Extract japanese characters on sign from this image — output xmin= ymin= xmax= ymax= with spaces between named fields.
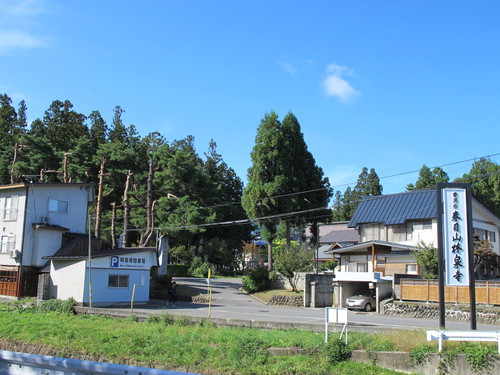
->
xmin=110 ymin=255 xmax=147 ymax=269
xmin=442 ymin=188 xmax=470 ymax=286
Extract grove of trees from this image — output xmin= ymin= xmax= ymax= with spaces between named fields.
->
xmin=0 ymin=94 xmax=250 ymax=274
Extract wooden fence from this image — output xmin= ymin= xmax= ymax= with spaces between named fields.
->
xmin=401 ymin=279 xmax=500 ymax=305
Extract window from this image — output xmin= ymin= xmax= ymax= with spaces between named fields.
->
xmin=406 ymin=264 xmax=418 ymax=274
xmin=357 ymin=262 xmax=368 ymax=272
xmin=360 ymin=224 xmax=384 ymax=241
xmin=389 ymin=224 xmax=408 ymax=242
xmin=48 ymin=199 xmax=68 ymax=213
xmin=0 ymin=235 xmax=15 ymax=253
xmin=3 ymin=195 xmax=19 ymax=221
xmin=413 ymin=220 xmax=432 ymax=231
xmin=474 ymin=228 xmax=497 ymax=243
xmin=108 ymin=274 xmax=129 ymax=288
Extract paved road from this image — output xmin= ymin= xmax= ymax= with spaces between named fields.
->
xmin=126 ymin=277 xmax=497 ymax=331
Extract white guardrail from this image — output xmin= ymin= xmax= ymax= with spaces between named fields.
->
xmin=0 ymin=350 xmax=201 ymax=375
xmin=427 ymin=330 xmax=500 ymax=353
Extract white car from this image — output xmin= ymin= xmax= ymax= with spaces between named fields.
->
xmin=345 ymin=294 xmax=376 ymax=312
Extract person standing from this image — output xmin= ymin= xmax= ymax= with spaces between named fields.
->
xmin=168 ymin=281 xmax=177 ymax=306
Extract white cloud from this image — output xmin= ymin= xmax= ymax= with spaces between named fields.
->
xmin=322 ymin=64 xmax=360 ymax=103
xmin=278 ymin=55 xmax=298 ymax=75
xmin=0 ymin=0 xmax=45 ymax=17
xmin=328 ymin=165 xmax=359 ymax=189
xmin=0 ymin=0 xmax=50 ymax=54
xmin=0 ymin=31 xmax=47 ymax=52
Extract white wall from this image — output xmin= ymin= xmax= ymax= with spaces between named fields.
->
xmin=0 ymin=186 xmax=27 ymax=267
xmin=22 ymin=184 xmax=93 ymax=267
xmin=472 ymin=201 xmax=500 ymax=254
xmin=50 ymin=260 xmax=86 ymax=302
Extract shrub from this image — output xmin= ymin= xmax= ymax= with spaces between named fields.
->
xmin=242 ymin=267 xmax=269 ymax=293
xmin=155 ymin=274 xmax=172 ymax=287
xmin=38 ymin=298 xmax=76 ymax=314
xmin=189 ymin=257 xmax=212 ymax=277
xmin=167 ymin=264 xmax=189 ymax=276
xmin=324 ymin=339 xmax=352 ymax=365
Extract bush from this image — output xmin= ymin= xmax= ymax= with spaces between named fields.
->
xmin=155 ymin=274 xmax=172 ymax=287
xmin=167 ymin=264 xmax=189 ymax=276
xmin=324 ymin=339 xmax=352 ymax=365
xmin=242 ymin=267 xmax=270 ymax=293
xmin=320 ymin=259 xmax=337 ymax=272
xmin=38 ymin=298 xmax=76 ymax=314
xmin=189 ymin=257 xmax=212 ymax=277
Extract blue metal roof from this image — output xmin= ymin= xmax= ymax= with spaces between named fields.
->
xmin=348 ymin=189 xmax=436 ymax=227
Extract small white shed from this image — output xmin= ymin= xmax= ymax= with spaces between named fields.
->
xmin=45 ymin=247 xmax=158 ymax=306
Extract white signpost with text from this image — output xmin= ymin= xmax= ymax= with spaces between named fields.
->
xmin=325 ymin=307 xmax=348 ymax=344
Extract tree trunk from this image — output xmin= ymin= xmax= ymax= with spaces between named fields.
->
xmin=94 ymin=157 xmax=105 ymax=238
xmin=110 ymin=202 xmax=116 ymax=249
xmin=285 ymin=221 xmax=291 ymax=251
xmin=122 ymin=171 xmax=133 ymax=247
xmin=267 ymin=241 xmax=273 ymax=271
xmin=10 ymin=143 xmax=19 ymax=184
xmin=139 ymin=160 xmax=154 ymax=247
xmin=63 ymin=152 xmax=70 ymax=183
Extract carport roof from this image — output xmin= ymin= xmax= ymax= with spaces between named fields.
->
xmin=333 ymin=240 xmax=414 ymax=254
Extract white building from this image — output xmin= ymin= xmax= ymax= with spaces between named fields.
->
xmin=0 ymin=183 xmax=94 ymax=297
xmin=333 ymin=189 xmax=500 ymax=311
xmin=45 ymin=245 xmax=157 ymax=306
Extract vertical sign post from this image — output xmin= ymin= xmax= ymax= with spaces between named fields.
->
xmin=436 ymin=183 xmax=476 ymax=330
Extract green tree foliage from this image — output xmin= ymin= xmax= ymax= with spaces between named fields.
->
xmin=38 ymin=100 xmax=88 ymax=152
xmin=273 ymin=240 xmax=314 ymax=291
xmin=410 ymin=241 xmax=438 ymax=279
xmin=242 ymin=112 xmax=331 ymax=270
xmin=456 ymin=158 xmax=500 ymax=217
xmin=406 ymin=165 xmax=449 ymax=191
xmin=332 ymin=167 xmax=382 ymax=221
xmin=1 ymin=93 xmax=250 ymax=271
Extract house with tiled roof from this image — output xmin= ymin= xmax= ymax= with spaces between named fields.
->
xmin=332 ymin=189 xmax=500 ymax=312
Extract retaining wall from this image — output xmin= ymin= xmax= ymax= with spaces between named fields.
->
xmin=383 ymin=302 xmax=500 ymax=325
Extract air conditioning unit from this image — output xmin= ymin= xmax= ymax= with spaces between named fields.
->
xmin=9 ymin=249 xmax=20 ymax=259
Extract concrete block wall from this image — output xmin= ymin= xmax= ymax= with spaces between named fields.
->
xmin=304 ymin=273 xmax=335 ymax=307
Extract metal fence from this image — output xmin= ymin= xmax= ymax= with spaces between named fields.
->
xmin=0 ymin=350 xmax=201 ymax=375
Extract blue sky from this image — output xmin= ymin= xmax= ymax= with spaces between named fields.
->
xmin=1 ymin=0 xmax=499 ymax=196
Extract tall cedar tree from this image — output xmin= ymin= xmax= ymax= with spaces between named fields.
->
xmin=242 ymin=112 xmax=331 ymax=270
xmin=332 ymin=167 xmax=382 ymax=221
xmin=406 ymin=165 xmax=449 ymax=191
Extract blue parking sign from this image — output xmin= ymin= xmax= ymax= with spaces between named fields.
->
xmin=110 ymin=256 xmax=120 ymax=268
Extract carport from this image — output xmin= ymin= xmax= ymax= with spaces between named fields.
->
xmin=333 ymin=272 xmax=393 ymax=313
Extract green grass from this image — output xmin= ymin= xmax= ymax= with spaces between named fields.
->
xmin=0 ymin=302 xmax=409 ymax=375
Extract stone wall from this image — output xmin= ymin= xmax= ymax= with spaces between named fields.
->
xmin=383 ymin=302 xmax=500 ymax=325
xmin=269 ymin=295 xmax=304 ymax=307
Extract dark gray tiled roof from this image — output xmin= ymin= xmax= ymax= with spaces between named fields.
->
xmin=349 ymin=190 xmax=436 ymax=227
xmin=321 ymin=229 xmax=358 ymax=243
